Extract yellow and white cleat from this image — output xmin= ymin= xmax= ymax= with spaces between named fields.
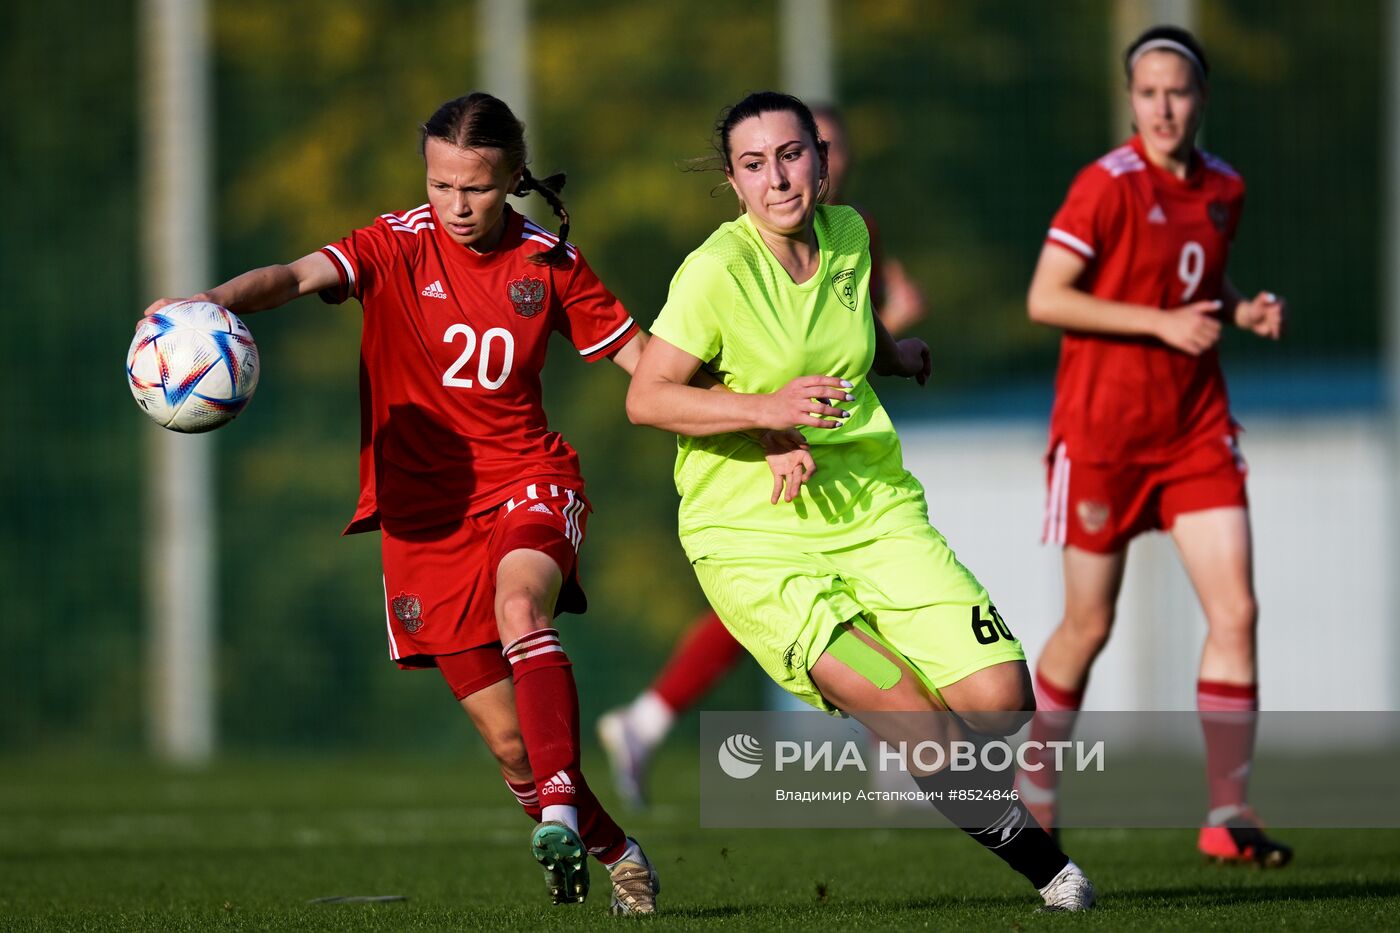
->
xmin=606 ymin=837 xmax=660 ymax=915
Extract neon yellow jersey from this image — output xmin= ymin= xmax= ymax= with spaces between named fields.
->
xmin=649 ymin=205 xmax=926 ymax=561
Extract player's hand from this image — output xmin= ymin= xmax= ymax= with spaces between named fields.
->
xmin=757 ymin=427 xmax=809 ymax=453
xmin=892 ymin=338 xmax=932 ymax=385
xmin=1157 ymin=301 xmax=1223 ymax=356
xmin=877 ymin=259 xmax=927 ymax=337
xmin=140 ymin=297 xmax=187 ymax=320
xmin=1234 ymin=290 xmax=1285 ymax=340
xmin=755 ymin=376 xmax=853 ymax=430
xmin=141 ymin=293 xmax=216 ymax=322
xmin=763 ymin=438 xmax=817 ymax=504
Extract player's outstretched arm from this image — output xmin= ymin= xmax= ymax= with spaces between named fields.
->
xmin=626 ymin=336 xmax=851 ymax=437
xmin=142 ymin=251 xmax=340 ymax=318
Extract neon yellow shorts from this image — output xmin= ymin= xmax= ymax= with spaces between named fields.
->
xmin=693 ymin=514 xmax=1025 ymax=712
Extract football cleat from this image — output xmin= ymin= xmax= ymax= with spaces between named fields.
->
xmin=1037 ymin=861 xmax=1096 ymax=912
xmin=1198 ymin=809 xmax=1293 ymax=868
xmin=531 ymin=821 xmax=589 ymax=905
xmin=606 ymin=837 xmax=660 ymax=915
xmin=597 ymin=709 xmax=650 ymax=809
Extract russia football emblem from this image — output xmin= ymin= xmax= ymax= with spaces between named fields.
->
xmin=392 ymin=593 xmax=424 ymax=633
xmin=508 ymin=275 xmax=547 ymax=318
xmin=1207 ymin=201 xmax=1230 ymax=233
xmin=1076 ymin=500 xmax=1111 ymax=536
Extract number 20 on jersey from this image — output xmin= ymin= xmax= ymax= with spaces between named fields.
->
xmin=442 ymin=324 xmax=515 ymax=389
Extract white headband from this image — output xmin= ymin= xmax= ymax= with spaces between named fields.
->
xmin=1129 ymin=38 xmax=1205 ymax=78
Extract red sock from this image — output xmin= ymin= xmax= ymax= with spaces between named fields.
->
xmin=505 ymin=628 xmax=626 ymax=859
xmin=576 ymin=782 xmax=627 ymax=863
xmin=505 ymin=777 xmax=541 ymax=821
xmin=1198 ymin=679 xmax=1258 ymax=819
xmin=505 ymin=628 xmax=584 ymax=810
xmin=651 ymin=610 xmax=745 ymax=713
xmin=1018 ymin=670 xmax=1085 ymax=806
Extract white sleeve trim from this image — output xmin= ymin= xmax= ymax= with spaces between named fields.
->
xmin=577 ymin=317 xmax=636 ymax=356
xmin=323 ymin=244 xmax=356 ymax=294
xmin=1047 ymin=228 xmax=1095 ymax=260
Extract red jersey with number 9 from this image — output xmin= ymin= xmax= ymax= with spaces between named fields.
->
xmin=1044 ymin=135 xmax=1246 ymax=464
xmin=319 ymin=204 xmax=638 ymax=534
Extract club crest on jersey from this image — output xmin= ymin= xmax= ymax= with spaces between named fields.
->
xmin=508 ymin=275 xmax=547 ymax=318
xmin=1207 ymin=201 xmax=1230 ymax=233
xmin=783 ymin=641 xmax=801 ymax=670
xmin=1076 ymin=500 xmax=1111 ymax=536
xmin=831 ymin=269 xmax=857 ymax=311
xmin=392 ymin=593 xmax=424 ymax=633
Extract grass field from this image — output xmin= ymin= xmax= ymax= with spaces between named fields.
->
xmin=3 ymin=748 xmax=1399 ymax=931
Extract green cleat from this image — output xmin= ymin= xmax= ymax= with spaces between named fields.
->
xmin=531 ymin=821 xmax=589 ymax=905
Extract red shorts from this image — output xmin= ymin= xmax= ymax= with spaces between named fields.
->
xmin=379 ymin=482 xmax=590 ymax=694
xmin=1042 ymin=433 xmax=1248 ymax=554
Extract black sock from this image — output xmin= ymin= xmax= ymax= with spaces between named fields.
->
xmin=913 ymin=761 xmax=1069 ymax=889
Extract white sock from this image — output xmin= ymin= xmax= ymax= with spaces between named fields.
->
xmin=542 ymin=804 xmax=579 ymax=833
xmin=1016 ymin=777 xmax=1058 ymax=806
xmin=602 ymin=836 xmax=642 ymax=869
xmin=626 ymin=690 xmax=675 ymax=748
xmin=1207 ymin=803 xmax=1247 ymax=826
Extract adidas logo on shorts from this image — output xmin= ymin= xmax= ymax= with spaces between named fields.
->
xmin=420 ymin=280 xmax=448 ymax=299
xmin=528 ymin=503 xmax=552 ymax=514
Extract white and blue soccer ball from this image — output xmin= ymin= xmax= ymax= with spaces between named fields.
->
xmin=126 ymin=300 xmax=259 ymax=433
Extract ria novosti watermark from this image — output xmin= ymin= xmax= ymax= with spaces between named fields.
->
xmin=716 ymin=732 xmax=1104 ymax=780
xmin=700 ymin=711 xmax=1400 ymax=829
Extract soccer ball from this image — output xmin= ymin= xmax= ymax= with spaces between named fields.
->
xmin=126 ymin=300 xmax=260 ymax=433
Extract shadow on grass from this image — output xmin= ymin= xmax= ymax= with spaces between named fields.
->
xmin=810 ymin=878 xmax=1400 ymax=915
xmin=1113 ymin=879 xmax=1400 ymax=908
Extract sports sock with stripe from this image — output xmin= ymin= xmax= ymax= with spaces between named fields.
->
xmin=504 ymin=627 xmax=626 ymax=860
xmin=914 ymin=741 xmax=1070 ymax=890
xmin=1198 ymin=679 xmax=1258 ymax=824
xmin=504 ymin=776 xmax=542 ymax=821
xmin=505 ymin=628 xmax=582 ymax=831
xmin=1016 ymin=669 xmax=1085 ymax=829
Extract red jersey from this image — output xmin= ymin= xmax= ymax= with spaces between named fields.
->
xmin=1044 ymin=135 xmax=1245 ymax=463
xmin=319 ymin=205 xmax=638 ymax=533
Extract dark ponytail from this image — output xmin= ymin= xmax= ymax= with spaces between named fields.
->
xmin=421 ymin=93 xmax=573 ymax=267
xmin=514 ymin=169 xmax=571 ymax=267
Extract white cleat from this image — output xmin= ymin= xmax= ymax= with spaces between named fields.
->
xmin=606 ymin=837 xmax=660 ymax=915
xmin=1037 ymin=861 xmax=1096 ymax=912
xmin=597 ymin=709 xmax=650 ymax=809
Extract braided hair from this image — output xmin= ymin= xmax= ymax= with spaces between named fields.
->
xmin=513 ymin=169 xmax=570 ymax=266
xmin=421 ymin=93 xmax=572 ymax=267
